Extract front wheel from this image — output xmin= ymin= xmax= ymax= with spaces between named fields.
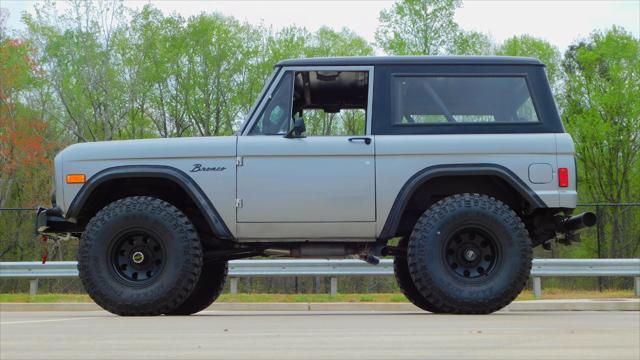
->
xmin=78 ymin=196 xmax=203 ymax=316
xmin=407 ymin=193 xmax=532 ymax=314
xmin=165 ymin=260 xmax=228 ymax=315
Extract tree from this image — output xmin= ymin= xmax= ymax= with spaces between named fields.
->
xmin=23 ymin=0 xmax=132 ymax=141
xmin=123 ymin=6 xmax=186 ymax=137
xmin=497 ymin=35 xmax=562 ymax=96
xmin=449 ymin=30 xmax=494 ymax=55
xmin=228 ymin=22 xmax=283 ymax=130
xmin=110 ymin=5 xmax=161 ymax=139
xmin=0 ymin=21 xmax=58 ymax=263
xmin=180 ymin=13 xmax=249 ymax=136
xmin=306 ymin=26 xmax=374 ymax=57
xmin=562 ymin=27 xmax=640 ymax=258
xmin=0 ymin=35 xmax=51 ymax=208
xmin=375 ymin=0 xmax=461 ymax=55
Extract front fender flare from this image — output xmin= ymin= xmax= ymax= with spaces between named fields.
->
xmin=66 ymin=165 xmax=233 ymax=240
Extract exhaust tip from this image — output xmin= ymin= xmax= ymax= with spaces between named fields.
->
xmin=582 ymin=212 xmax=597 ymax=227
xmin=380 ymin=246 xmax=390 ymax=256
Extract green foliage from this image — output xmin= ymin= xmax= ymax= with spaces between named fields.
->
xmin=0 ymin=20 xmax=58 ymax=264
xmin=497 ymin=35 xmax=563 ymax=96
xmin=303 ymin=109 xmax=366 ymax=137
xmin=563 ymin=27 xmax=639 ymax=204
xmin=562 ymin=27 xmax=639 ymax=258
xmin=449 ymin=30 xmax=494 ymax=55
xmin=306 ymin=26 xmax=374 ymax=57
xmin=18 ymin=2 xmax=374 ymax=140
xmin=181 ymin=13 xmax=247 ymax=136
xmin=375 ymin=0 xmax=461 ymax=55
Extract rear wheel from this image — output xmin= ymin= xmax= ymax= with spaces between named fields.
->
xmin=166 ymin=260 xmax=228 ymax=315
xmin=78 ymin=196 xmax=203 ymax=316
xmin=407 ymin=193 xmax=532 ymax=314
xmin=393 ymin=237 xmax=445 ymax=313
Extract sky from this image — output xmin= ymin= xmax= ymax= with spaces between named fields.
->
xmin=2 ymin=0 xmax=639 ymax=52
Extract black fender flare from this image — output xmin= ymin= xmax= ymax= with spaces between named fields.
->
xmin=378 ymin=163 xmax=546 ymax=240
xmin=66 ymin=165 xmax=233 ymax=240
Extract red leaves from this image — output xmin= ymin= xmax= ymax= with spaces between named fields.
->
xmin=1 ymin=37 xmax=55 ymax=208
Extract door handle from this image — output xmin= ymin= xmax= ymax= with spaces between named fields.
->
xmin=348 ymin=137 xmax=371 ymax=145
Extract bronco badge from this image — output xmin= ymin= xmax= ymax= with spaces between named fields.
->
xmin=190 ymin=164 xmax=226 ymax=172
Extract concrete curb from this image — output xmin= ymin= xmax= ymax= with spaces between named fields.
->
xmin=504 ymin=299 xmax=640 ymax=312
xmin=1 ymin=299 xmax=638 ymax=312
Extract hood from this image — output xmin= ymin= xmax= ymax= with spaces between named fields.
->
xmin=60 ymin=136 xmax=237 ymax=162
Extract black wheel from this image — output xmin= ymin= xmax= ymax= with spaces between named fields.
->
xmin=109 ymin=232 xmax=165 ymax=283
xmin=393 ymin=237 xmax=445 ymax=313
xmin=407 ymin=193 xmax=532 ymax=314
xmin=78 ymin=196 xmax=203 ymax=316
xmin=165 ymin=261 xmax=228 ymax=315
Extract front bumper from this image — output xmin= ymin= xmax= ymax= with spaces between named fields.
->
xmin=35 ymin=206 xmax=81 ymax=234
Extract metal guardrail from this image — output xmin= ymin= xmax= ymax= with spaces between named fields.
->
xmin=0 ymin=261 xmax=79 ymax=278
xmin=1 ymin=259 xmax=639 ymax=298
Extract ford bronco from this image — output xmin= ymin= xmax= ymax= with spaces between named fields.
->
xmin=37 ymin=56 xmax=596 ymax=315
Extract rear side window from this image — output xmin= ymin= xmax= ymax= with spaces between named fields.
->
xmin=392 ymin=76 xmax=539 ymax=125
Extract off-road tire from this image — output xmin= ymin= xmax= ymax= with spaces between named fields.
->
xmin=393 ymin=237 xmax=445 ymax=313
xmin=78 ymin=196 xmax=203 ymax=316
xmin=407 ymin=193 xmax=532 ymax=314
xmin=165 ymin=261 xmax=228 ymax=315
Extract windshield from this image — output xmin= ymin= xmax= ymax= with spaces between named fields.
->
xmin=237 ymin=68 xmax=281 ymax=135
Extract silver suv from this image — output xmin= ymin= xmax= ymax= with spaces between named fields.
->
xmin=37 ymin=56 xmax=595 ymax=315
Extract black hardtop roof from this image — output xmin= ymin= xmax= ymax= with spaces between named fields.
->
xmin=276 ymin=56 xmax=544 ymax=67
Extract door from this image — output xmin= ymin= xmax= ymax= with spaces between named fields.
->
xmin=236 ymin=67 xmax=376 ymax=240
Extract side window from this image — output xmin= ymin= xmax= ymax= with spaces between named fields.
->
xmin=292 ymin=71 xmax=368 ymax=136
xmin=250 ymin=72 xmax=293 ymax=135
xmin=392 ymin=76 xmax=540 ymax=125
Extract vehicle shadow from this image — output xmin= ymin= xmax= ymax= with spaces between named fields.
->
xmin=188 ymin=311 xmax=544 ymax=318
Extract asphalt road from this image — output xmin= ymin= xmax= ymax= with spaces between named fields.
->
xmin=1 ymin=310 xmax=639 ymax=360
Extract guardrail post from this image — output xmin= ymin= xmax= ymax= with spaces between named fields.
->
xmin=635 ymin=277 xmax=640 ymax=297
xmin=230 ymin=277 xmax=238 ymax=295
xmin=29 ymin=279 xmax=39 ymax=296
xmin=533 ymin=277 xmax=542 ymax=298
xmin=330 ymin=277 xmax=338 ymax=296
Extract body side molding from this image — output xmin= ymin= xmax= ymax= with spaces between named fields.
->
xmin=378 ymin=163 xmax=546 ymax=240
xmin=66 ymin=165 xmax=233 ymax=240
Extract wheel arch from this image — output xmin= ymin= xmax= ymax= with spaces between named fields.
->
xmin=379 ymin=163 xmax=546 ymax=240
xmin=67 ymin=165 xmax=233 ymax=240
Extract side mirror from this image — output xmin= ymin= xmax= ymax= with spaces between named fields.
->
xmin=285 ymin=118 xmax=306 ymax=139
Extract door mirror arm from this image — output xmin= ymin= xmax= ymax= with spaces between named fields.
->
xmin=285 ymin=118 xmax=306 ymax=139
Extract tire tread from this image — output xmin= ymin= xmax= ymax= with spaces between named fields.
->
xmin=407 ymin=193 xmax=532 ymax=314
xmin=78 ymin=196 xmax=202 ymax=316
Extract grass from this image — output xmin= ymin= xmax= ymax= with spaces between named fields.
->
xmin=0 ymin=289 xmax=636 ymax=303
xmin=0 ymin=294 xmax=91 ymax=303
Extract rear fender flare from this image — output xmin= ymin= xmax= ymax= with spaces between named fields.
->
xmin=379 ymin=163 xmax=546 ymax=240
